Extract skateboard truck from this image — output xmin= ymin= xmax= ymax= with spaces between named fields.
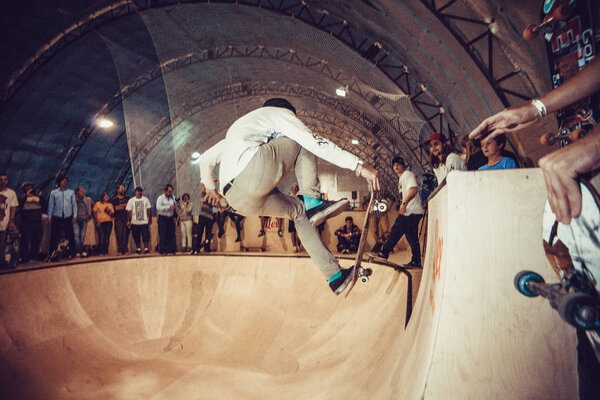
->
xmin=523 ymin=4 xmax=570 ymax=40
xmin=514 ymin=268 xmax=600 ymax=331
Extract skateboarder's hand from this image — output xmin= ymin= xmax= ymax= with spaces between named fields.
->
xmin=469 ymin=104 xmax=539 ymax=144
xmin=204 ymin=189 xmax=221 ymax=207
xmin=539 ymin=127 xmax=600 ymax=224
xmin=359 ymin=165 xmax=380 ymax=191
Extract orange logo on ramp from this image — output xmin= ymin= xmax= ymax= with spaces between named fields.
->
xmin=429 ymin=219 xmax=444 ymax=314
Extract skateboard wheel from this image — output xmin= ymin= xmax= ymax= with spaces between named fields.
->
xmin=569 ymin=128 xmax=584 ymax=142
xmin=360 ymin=276 xmax=369 ymax=284
xmin=540 ymin=132 xmax=555 ymax=146
xmin=364 ymin=268 xmax=373 ymax=277
xmin=522 ymin=25 xmax=537 ymax=40
xmin=514 ymin=270 xmax=544 ymax=297
xmin=558 ymin=293 xmax=600 ymax=330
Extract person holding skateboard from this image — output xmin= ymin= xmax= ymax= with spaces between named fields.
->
xmin=199 ymin=98 xmax=379 ymax=295
xmin=469 ymin=57 xmax=600 ymax=400
xmin=370 ymin=156 xmax=423 ymax=268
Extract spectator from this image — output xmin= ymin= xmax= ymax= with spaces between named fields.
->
xmin=111 ymin=185 xmax=130 ymax=255
xmin=258 ymin=216 xmax=283 ymax=237
xmin=459 ymin=135 xmax=487 ymax=171
xmin=217 ymin=202 xmax=245 ymax=242
xmin=289 ymin=183 xmax=302 ymax=252
xmin=73 ymin=187 xmax=93 ymax=257
xmin=478 ymin=134 xmax=516 ymax=171
xmin=126 ymin=186 xmax=152 ymax=254
xmin=0 ymin=172 xmax=18 ymax=267
xmin=19 ymin=182 xmax=43 ymax=263
xmin=177 ymin=193 xmax=193 ymax=252
xmin=48 ymin=175 xmax=77 ymax=258
xmin=156 ymin=184 xmax=177 ymax=255
xmin=93 ymin=192 xmax=114 ymax=255
xmin=371 ymin=157 xmax=423 ymax=268
xmin=193 ymin=188 xmax=216 ymax=254
xmin=426 ymin=131 xmax=466 ymax=185
xmin=335 ymin=216 xmax=361 ymax=254
xmin=371 ymin=231 xmax=390 ymax=254
xmin=420 ymin=172 xmax=437 ymax=204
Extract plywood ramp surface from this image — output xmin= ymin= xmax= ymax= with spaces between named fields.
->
xmin=0 ymin=169 xmax=577 ymax=399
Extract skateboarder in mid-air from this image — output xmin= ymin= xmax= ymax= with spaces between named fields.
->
xmin=199 ymin=98 xmax=379 ymax=295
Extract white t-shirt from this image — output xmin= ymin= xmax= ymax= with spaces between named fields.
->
xmin=126 ymin=196 xmax=152 ymax=225
xmin=0 ymin=188 xmax=18 ymax=231
xmin=199 ymin=107 xmax=361 ymax=193
xmin=398 ymin=170 xmax=423 ymax=216
xmin=433 ymin=153 xmax=466 ymax=184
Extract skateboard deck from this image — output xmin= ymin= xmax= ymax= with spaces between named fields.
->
xmin=515 ymin=174 xmax=600 ymax=361
xmin=527 ymin=0 xmax=600 ymax=147
xmin=344 ymin=191 xmax=376 ymax=298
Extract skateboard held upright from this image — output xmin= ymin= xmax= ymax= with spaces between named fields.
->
xmin=344 ymin=191 xmax=378 ymax=298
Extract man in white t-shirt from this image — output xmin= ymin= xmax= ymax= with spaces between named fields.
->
xmin=199 ymin=98 xmax=380 ymax=295
xmin=126 ymin=186 xmax=152 ymax=254
xmin=371 ymin=157 xmax=423 ymax=268
xmin=0 ymin=172 xmax=19 ymax=266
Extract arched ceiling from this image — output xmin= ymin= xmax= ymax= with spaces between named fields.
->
xmin=0 ymin=0 xmax=555 ymax=201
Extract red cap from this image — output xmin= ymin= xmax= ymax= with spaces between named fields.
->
xmin=425 ymin=131 xmax=446 ymax=144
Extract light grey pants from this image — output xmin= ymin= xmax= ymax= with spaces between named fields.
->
xmin=224 ymin=137 xmax=341 ymax=279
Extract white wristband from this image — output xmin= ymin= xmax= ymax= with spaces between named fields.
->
xmin=531 ymin=99 xmax=547 ymax=118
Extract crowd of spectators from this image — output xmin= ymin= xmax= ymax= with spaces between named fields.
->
xmin=0 ymin=133 xmax=516 ymax=269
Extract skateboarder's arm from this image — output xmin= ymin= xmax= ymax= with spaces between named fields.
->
xmin=539 ymin=126 xmax=600 ymax=224
xmin=198 ymin=140 xmax=225 ymax=192
xmin=470 ymin=58 xmax=600 ymax=143
xmin=267 ymin=109 xmax=381 ymax=190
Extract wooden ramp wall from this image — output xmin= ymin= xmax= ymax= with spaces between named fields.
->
xmin=0 ymin=169 xmax=579 ymax=399
xmin=415 ymin=169 xmax=578 ymax=399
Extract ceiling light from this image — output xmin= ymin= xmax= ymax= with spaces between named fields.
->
xmin=336 ymin=86 xmax=348 ymax=97
xmin=96 ymin=117 xmax=114 ymax=129
xmin=191 ymin=151 xmax=201 ymax=160
xmin=351 ymin=139 xmax=359 ymax=145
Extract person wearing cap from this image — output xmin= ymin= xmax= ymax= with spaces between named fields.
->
xmin=370 ymin=157 xmax=423 ymax=268
xmin=426 ymin=131 xmax=466 ymax=185
xmin=199 ymin=98 xmax=380 ymax=295
xmin=73 ymin=187 xmax=93 ymax=257
xmin=126 ymin=187 xmax=152 ymax=254
xmin=19 ymin=182 xmax=44 ymax=262
xmin=0 ymin=172 xmax=19 ymax=267
xmin=48 ymin=174 xmax=77 ymax=258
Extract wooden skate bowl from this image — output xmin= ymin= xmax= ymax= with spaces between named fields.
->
xmin=0 ymin=169 xmax=578 ymax=399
